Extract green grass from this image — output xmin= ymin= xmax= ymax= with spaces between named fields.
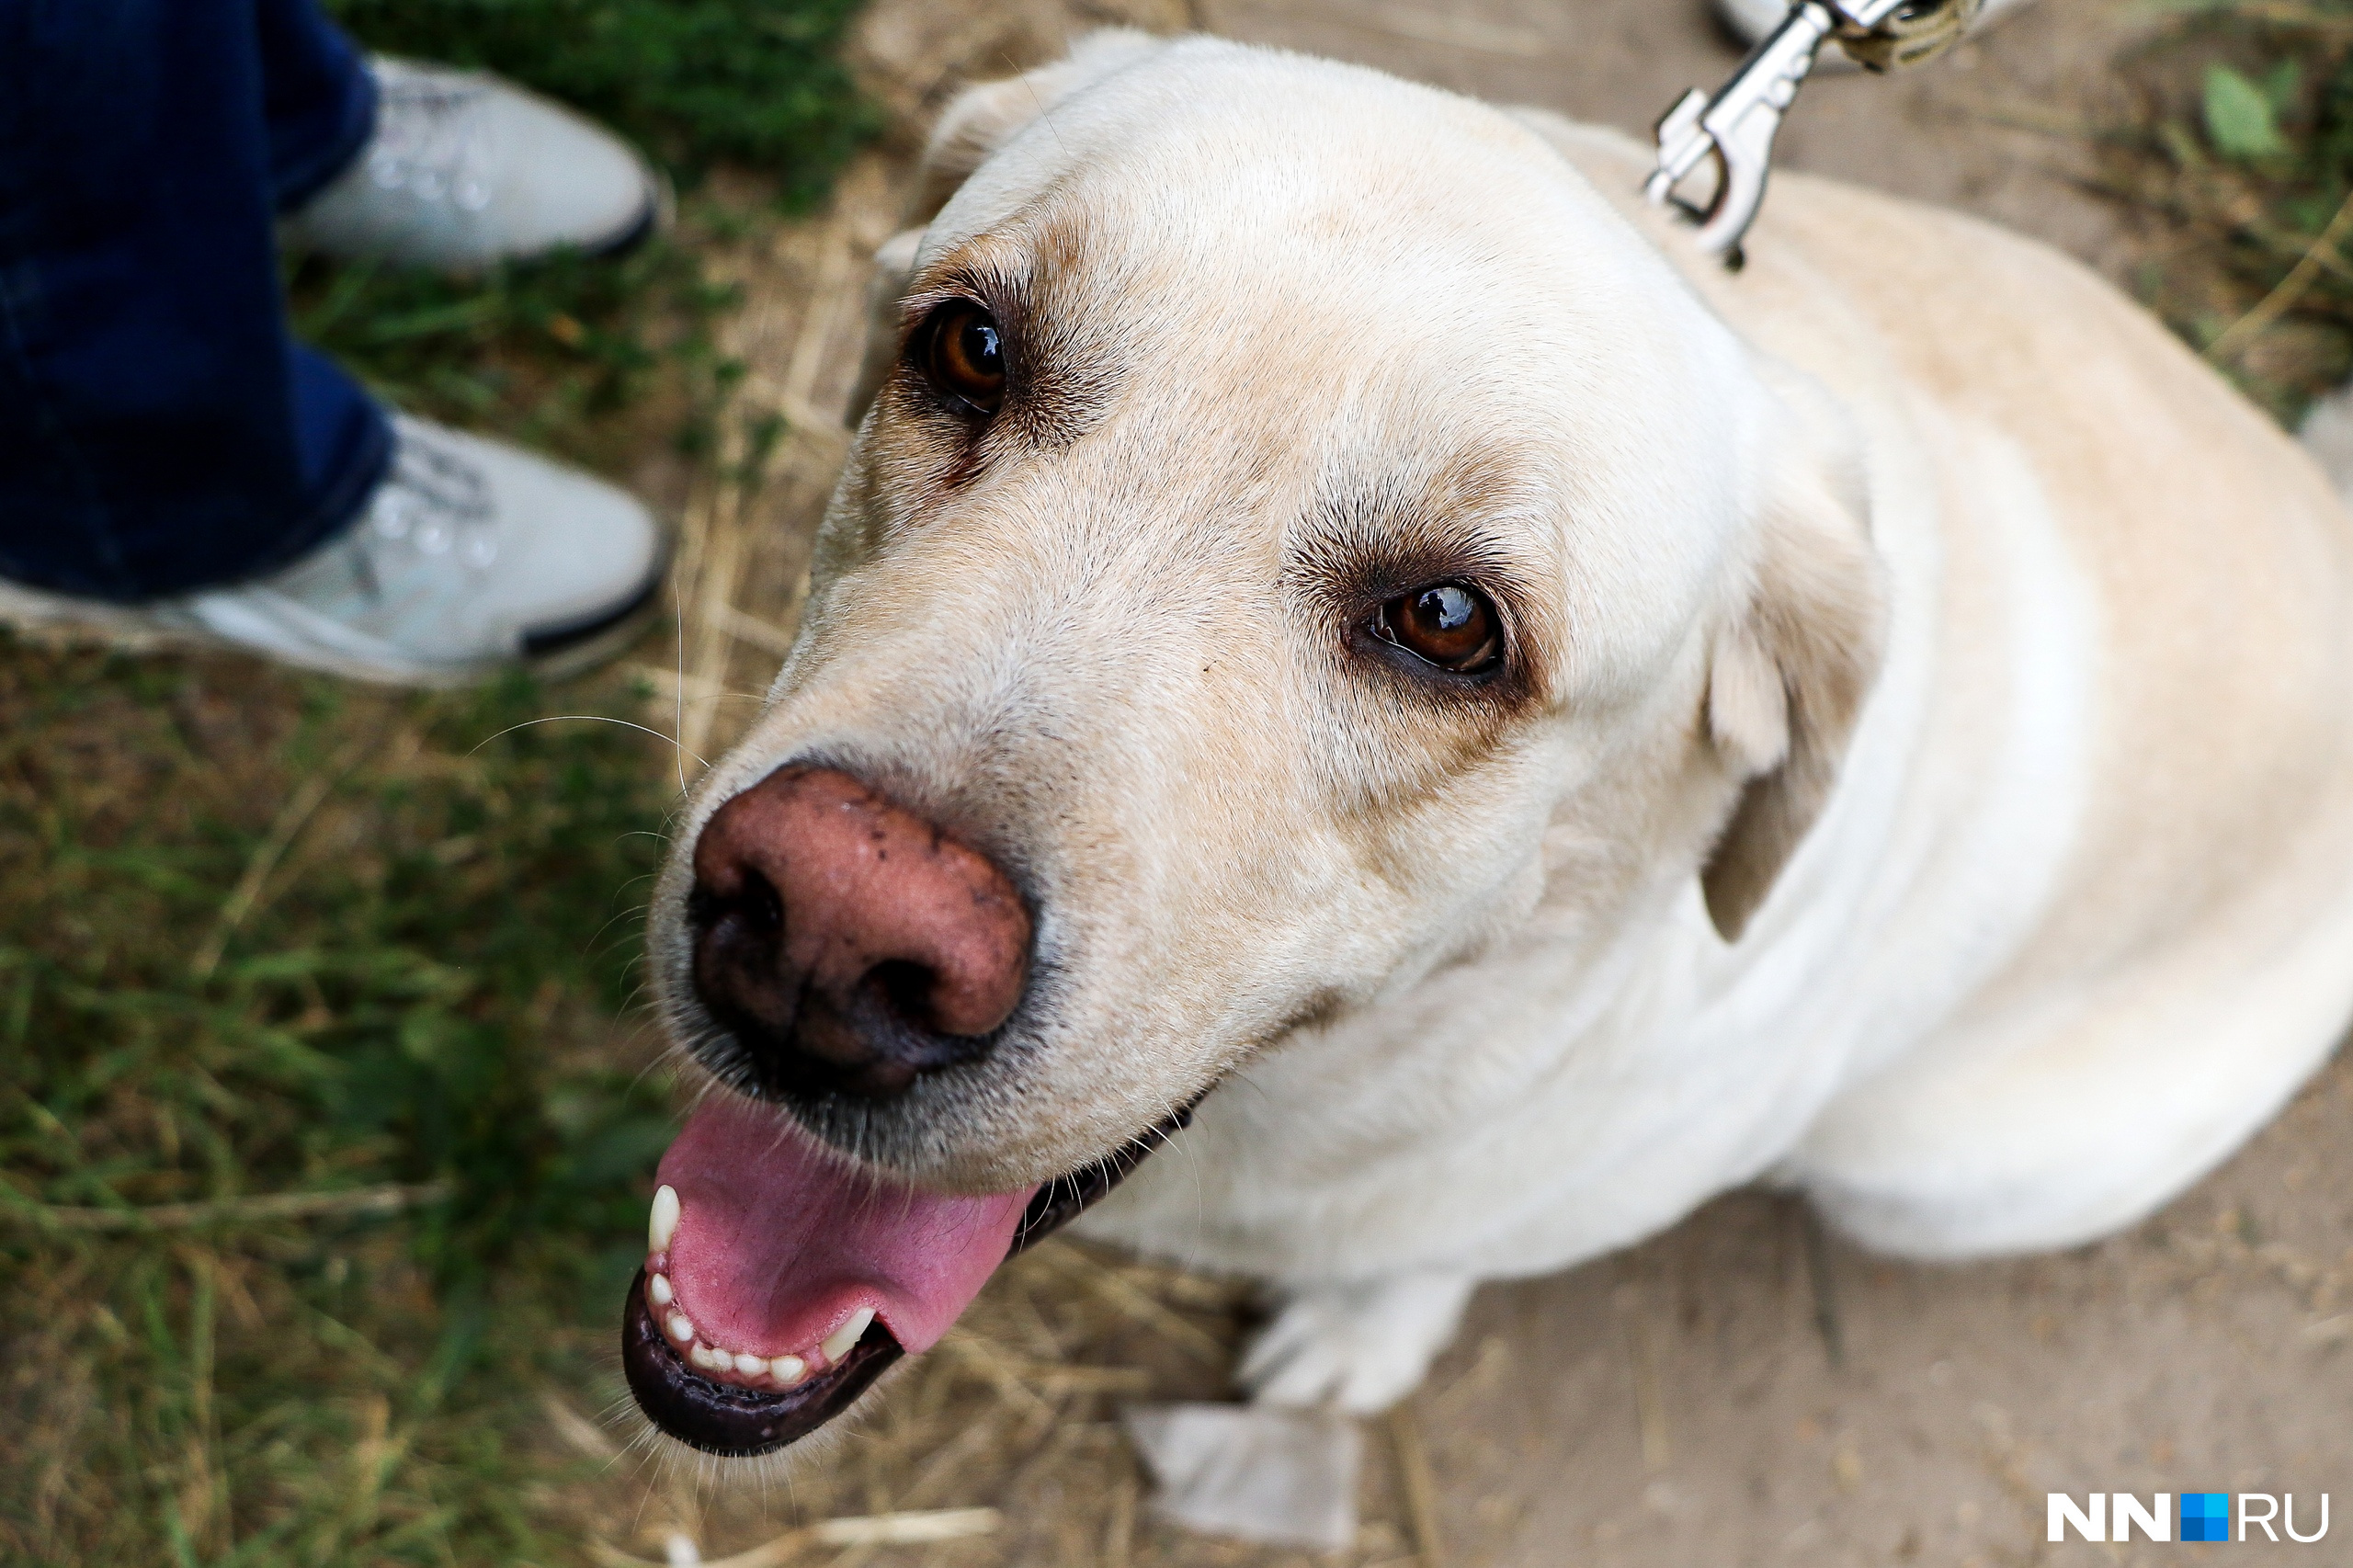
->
xmin=2 ymin=210 xmax=753 ymax=1568
xmin=2110 ymin=0 xmax=2353 ymax=421
xmin=0 ymin=3 xmax=884 ymax=1558
xmin=324 ymin=0 xmax=881 ymax=203
xmin=288 ymin=232 xmax=748 ymax=467
xmin=0 ymin=653 xmax=686 ymax=1563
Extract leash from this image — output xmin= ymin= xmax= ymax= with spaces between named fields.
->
xmin=1644 ymin=0 xmax=1982 ymax=266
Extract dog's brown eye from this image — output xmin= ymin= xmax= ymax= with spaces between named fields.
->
xmin=1373 ymin=583 xmax=1502 ymax=674
xmin=924 ymin=302 xmax=1006 ymax=414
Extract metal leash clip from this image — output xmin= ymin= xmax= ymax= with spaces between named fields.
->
xmin=1644 ymin=0 xmax=1982 ymax=265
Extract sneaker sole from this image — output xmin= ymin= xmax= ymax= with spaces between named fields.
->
xmin=0 ymin=562 xmax=669 ymax=689
xmin=585 ymin=169 xmax=676 ymax=262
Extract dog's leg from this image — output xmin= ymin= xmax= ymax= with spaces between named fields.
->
xmin=1236 ymin=1272 xmax=1476 ymax=1415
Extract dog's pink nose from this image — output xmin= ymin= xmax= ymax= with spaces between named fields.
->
xmin=688 ymin=767 xmax=1031 ymax=1100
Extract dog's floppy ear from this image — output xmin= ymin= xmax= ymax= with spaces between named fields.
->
xmin=1699 ymin=388 xmax=1887 ymax=942
xmin=849 ymin=29 xmax=1171 ymax=425
xmin=908 ymin=28 xmax=1169 ymax=222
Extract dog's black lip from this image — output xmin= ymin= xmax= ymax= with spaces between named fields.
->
xmin=622 ymin=1098 xmax=1199 ymax=1458
xmin=622 ymin=1268 xmax=902 ymax=1457
xmin=1009 ymin=1099 xmax=1193 ymax=1252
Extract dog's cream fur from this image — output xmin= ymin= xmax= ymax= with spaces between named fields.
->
xmin=652 ymin=33 xmax=2353 ymax=1415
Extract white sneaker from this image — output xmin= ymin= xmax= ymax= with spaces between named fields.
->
xmin=280 ymin=58 xmax=668 ymax=269
xmin=0 ymin=416 xmax=667 ymax=687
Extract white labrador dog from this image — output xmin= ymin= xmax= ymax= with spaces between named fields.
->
xmin=620 ymin=33 xmax=2353 ymax=1456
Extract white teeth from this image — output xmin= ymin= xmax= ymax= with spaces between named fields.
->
xmin=821 ymin=1307 xmax=875 ymax=1364
xmin=648 ymin=1185 xmax=679 ymax=1253
xmin=660 ymin=1290 xmax=852 ymax=1385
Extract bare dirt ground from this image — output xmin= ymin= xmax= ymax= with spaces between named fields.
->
xmin=608 ymin=4 xmax=2353 ymax=1565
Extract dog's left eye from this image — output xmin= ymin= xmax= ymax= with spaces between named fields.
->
xmin=921 ymin=302 xmax=1006 ymax=415
xmin=1370 ymin=583 xmax=1503 ymax=674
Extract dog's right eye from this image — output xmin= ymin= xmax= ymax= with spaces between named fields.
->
xmin=920 ymin=302 xmax=1006 ymax=415
xmin=1370 ymin=582 xmax=1503 ymax=675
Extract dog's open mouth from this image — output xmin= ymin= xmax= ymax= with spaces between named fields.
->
xmin=622 ymin=1092 xmax=1188 ymax=1456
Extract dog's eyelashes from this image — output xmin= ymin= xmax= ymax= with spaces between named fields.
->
xmin=921 ymin=301 xmax=1006 ymax=415
xmin=1370 ymin=583 xmax=1503 ymax=675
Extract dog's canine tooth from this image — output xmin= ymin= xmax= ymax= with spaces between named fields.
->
xmin=769 ymin=1354 xmax=806 ymax=1385
xmin=819 ymin=1307 xmax=874 ymax=1365
xmin=665 ymin=1311 xmax=695 ymax=1345
xmin=648 ymin=1185 xmax=679 ymax=1253
xmin=648 ymin=1272 xmax=673 ymax=1307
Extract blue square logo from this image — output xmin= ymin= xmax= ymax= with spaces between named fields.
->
xmin=2181 ymin=1492 xmax=2232 ymax=1542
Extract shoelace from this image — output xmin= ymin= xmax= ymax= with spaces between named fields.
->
xmin=362 ymin=429 xmax=500 ymax=582
xmin=363 ymin=71 xmax=498 ymax=213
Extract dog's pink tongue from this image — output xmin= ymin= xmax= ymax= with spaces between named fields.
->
xmin=657 ymin=1096 xmax=1037 ymax=1357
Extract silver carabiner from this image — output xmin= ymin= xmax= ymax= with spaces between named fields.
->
xmin=1644 ymin=0 xmax=1915 ymax=265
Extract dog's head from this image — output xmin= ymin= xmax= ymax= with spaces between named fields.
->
xmin=624 ymin=33 xmax=1886 ymax=1455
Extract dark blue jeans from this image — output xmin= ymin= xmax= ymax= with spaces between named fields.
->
xmin=0 ymin=0 xmax=391 ymax=600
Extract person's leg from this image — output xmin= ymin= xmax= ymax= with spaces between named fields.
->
xmin=0 ymin=0 xmax=390 ymax=602
xmin=256 ymin=0 xmax=379 ymax=213
xmin=0 ymin=0 xmax=667 ymax=683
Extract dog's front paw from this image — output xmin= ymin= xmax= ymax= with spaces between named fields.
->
xmin=1236 ymin=1273 xmax=1475 ymax=1415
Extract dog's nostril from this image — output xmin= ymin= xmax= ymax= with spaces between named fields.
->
xmin=869 ymin=958 xmax=944 ymax=1032
xmin=739 ymin=872 xmax=783 ymax=935
xmin=689 ymin=870 xmax=782 ymax=936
